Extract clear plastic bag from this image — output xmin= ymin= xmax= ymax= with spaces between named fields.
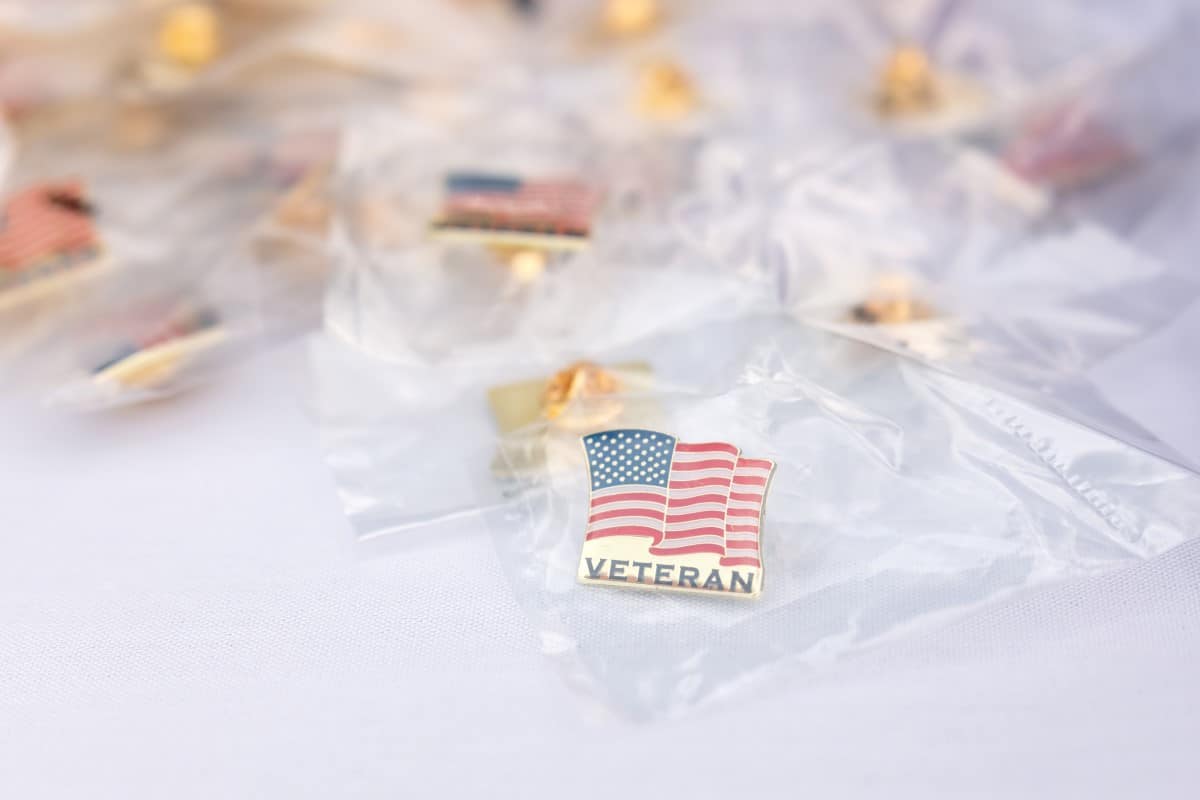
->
xmin=1125 ymin=141 xmax=1200 ymax=287
xmin=0 ymin=0 xmax=129 ymax=38
xmin=308 ymin=312 xmax=776 ymax=543
xmin=0 ymin=116 xmax=333 ymax=401
xmin=1 ymin=0 xmax=323 ymax=146
xmin=278 ymin=0 xmax=525 ymax=87
xmin=561 ymin=0 xmax=1180 ymax=145
xmin=37 ymin=125 xmax=335 ymax=410
xmin=679 ymin=137 xmax=1198 ymax=461
xmin=972 ymin=4 xmax=1200 ymax=224
xmin=484 ymin=317 xmax=1200 ymax=720
xmin=323 ymin=109 xmax=771 ymax=371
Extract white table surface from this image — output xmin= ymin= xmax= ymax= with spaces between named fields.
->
xmin=2 ymin=318 xmax=1199 ymax=798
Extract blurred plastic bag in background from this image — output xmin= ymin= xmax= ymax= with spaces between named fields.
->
xmin=323 ymin=107 xmax=772 ymax=371
xmin=675 ymin=136 xmax=1197 ymax=463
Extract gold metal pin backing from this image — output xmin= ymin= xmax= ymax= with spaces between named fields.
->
xmin=850 ymin=275 xmax=935 ymax=324
xmin=875 ymin=44 xmax=939 ymax=117
xmin=603 ymin=0 xmax=662 ymax=38
xmin=157 ymin=3 xmax=222 ymax=70
xmin=636 ymin=60 xmax=697 ymax=121
xmin=540 ymin=361 xmax=623 ymax=428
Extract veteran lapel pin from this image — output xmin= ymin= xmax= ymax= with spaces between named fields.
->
xmin=90 ymin=306 xmax=225 ymax=391
xmin=577 ymin=429 xmax=775 ymax=599
xmin=429 ymin=171 xmax=599 ymax=253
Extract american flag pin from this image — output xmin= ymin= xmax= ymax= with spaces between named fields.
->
xmin=0 ymin=180 xmax=110 ymax=313
xmin=91 ymin=307 xmax=225 ymax=391
xmin=578 ymin=429 xmax=775 ymax=599
xmin=1002 ymin=105 xmax=1134 ymax=192
xmin=429 ymin=171 xmax=599 ymax=253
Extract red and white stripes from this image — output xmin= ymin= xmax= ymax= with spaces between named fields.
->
xmin=650 ymin=441 xmax=739 ymax=557
xmin=581 ymin=431 xmax=775 ymax=566
xmin=0 ymin=181 xmax=97 ymax=274
xmin=719 ymin=458 xmax=775 ymax=569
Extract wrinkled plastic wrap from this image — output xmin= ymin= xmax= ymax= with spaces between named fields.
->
xmin=0 ymin=121 xmax=335 ymax=405
xmin=678 ymin=137 xmax=1197 ymax=460
xmin=313 ymin=122 xmax=1198 ymax=538
xmin=482 ymin=317 xmax=1200 ymax=720
xmin=1 ymin=0 xmax=325 ymax=148
xmin=309 ymin=312 xmax=771 ymax=543
xmin=972 ymin=4 xmax=1200 ymax=223
xmin=323 ymin=110 xmax=770 ymax=370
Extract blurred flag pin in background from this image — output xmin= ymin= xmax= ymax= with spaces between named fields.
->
xmin=577 ymin=429 xmax=775 ymax=598
xmin=0 ymin=180 xmax=110 ymax=313
xmin=89 ymin=306 xmax=225 ymax=392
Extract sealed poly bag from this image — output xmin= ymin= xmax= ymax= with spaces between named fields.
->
xmin=483 ymin=317 xmax=1200 ymax=720
xmin=606 ymin=0 xmax=1182 ymax=143
xmin=307 ymin=314 xmax=775 ymax=543
xmin=972 ymin=4 xmax=1200 ymax=222
xmin=38 ymin=127 xmax=335 ymax=409
xmin=323 ymin=109 xmax=771 ymax=371
xmin=683 ymin=137 xmax=1198 ymax=460
xmin=1 ymin=0 xmax=322 ymax=150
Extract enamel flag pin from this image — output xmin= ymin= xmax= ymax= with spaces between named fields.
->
xmin=1002 ymin=103 xmax=1134 ymax=192
xmin=601 ymin=0 xmax=662 ymax=39
xmin=429 ymin=172 xmax=599 ymax=253
xmin=90 ymin=306 xmax=225 ymax=391
xmin=578 ymin=429 xmax=775 ymax=599
xmin=0 ymin=180 xmax=109 ymax=313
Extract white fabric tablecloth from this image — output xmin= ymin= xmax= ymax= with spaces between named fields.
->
xmin=2 ymin=315 xmax=1199 ymax=798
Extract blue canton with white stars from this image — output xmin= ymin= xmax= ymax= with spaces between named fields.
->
xmin=582 ymin=429 xmax=677 ymax=491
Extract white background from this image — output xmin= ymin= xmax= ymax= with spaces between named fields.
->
xmin=2 ymin=310 xmax=1198 ymax=798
